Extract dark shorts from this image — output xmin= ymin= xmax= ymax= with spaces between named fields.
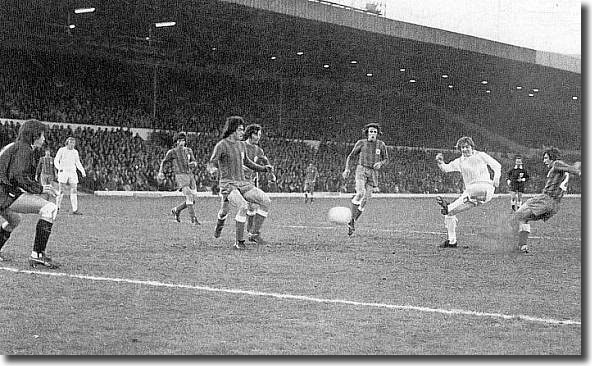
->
xmin=516 ymin=193 xmax=559 ymax=222
xmin=509 ymin=183 xmax=525 ymax=193
xmin=0 ymin=184 xmax=23 ymax=210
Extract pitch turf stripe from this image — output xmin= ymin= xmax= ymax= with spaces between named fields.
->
xmin=0 ymin=266 xmax=580 ymax=326
xmin=278 ymin=225 xmax=581 ymax=241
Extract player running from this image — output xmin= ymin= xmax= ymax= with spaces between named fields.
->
xmin=208 ymin=116 xmax=274 ymax=250
xmin=157 ymin=132 xmax=201 ymax=225
xmin=342 ymin=123 xmax=389 ymax=236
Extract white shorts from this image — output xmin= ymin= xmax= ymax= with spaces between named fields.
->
xmin=57 ymin=170 xmax=79 ymax=185
xmin=448 ymin=182 xmax=495 ymax=213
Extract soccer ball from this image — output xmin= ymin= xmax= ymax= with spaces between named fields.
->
xmin=327 ymin=206 xmax=352 ymax=225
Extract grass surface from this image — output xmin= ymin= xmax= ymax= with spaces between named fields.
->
xmin=0 ymin=195 xmax=581 ymax=355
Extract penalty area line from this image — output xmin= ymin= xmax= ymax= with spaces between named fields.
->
xmin=0 ymin=266 xmax=580 ymax=326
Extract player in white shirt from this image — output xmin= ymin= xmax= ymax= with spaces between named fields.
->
xmin=434 ymin=136 xmax=501 ymax=248
xmin=54 ymin=137 xmax=86 ymax=215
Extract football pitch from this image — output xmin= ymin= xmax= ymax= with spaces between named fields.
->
xmin=0 ymin=194 xmax=582 ymax=355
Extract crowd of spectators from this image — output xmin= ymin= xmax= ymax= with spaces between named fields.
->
xmin=0 ymin=120 xmax=581 ymax=195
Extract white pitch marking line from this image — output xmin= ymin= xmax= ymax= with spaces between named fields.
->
xmin=0 ymin=266 xmax=580 ymax=326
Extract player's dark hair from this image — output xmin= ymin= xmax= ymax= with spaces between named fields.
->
xmin=174 ymin=132 xmax=187 ymax=142
xmin=514 ymin=154 xmax=522 ymax=160
xmin=244 ymin=124 xmax=262 ymax=141
xmin=543 ymin=147 xmax=561 ymax=161
xmin=362 ymin=123 xmax=381 ymax=135
xmin=17 ymin=119 xmax=47 ymax=145
xmin=222 ymin=116 xmax=245 ymax=138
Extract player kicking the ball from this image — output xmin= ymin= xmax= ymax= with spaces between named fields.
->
xmin=511 ymin=147 xmax=581 ymax=253
xmin=435 ymin=136 xmax=501 ymax=248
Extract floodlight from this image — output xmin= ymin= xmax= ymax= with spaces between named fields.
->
xmin=155 ymin=21 xmax=176 ymax=27
xmin=74 ymin=8 xmax=95 ymax=14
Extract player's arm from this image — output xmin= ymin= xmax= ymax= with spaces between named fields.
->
xmin=35 ymin=158 xmax=42 ymax=182
xmin=343 ymin=141 xmax=362 ymax=178
xmin=553 ymin=160 xmax=581 ymax=176
xmin=158 ymin=149 xmax=174 ymax=176
xmin=559 ymin=172 xmax=570 ymax=192
xmin=13 ymin=147 xmax=43 ymax=194
xmin=244 ymin=154 xmax=271 ymax=173
xmin=206 ymin=143 xmax=222 ymax=175
xmin=53 ymin=148 xmax=62 ymax=171
xmin=257 ymin=149 xmax=270 ymax=167
xmin=481 ymin=152 xmax=502 ymax=187
xmin=187 ymin=148 xmax=198 ymax=169
xmin=373 ymin=142 xmax=389 ymax=170
xmin=75 ymin=151 xmax=86 ymax=177
xmin=435 ymin=153 xmax=458 ymax=173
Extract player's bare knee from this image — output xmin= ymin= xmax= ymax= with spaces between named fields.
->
xmin=39 ymin=202 xmax=57 ymax=222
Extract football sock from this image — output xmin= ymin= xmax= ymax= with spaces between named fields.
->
xmin=71 ymin=193 xmax=78 ymax=212
xmin=246 ymin=214 xmax=255 ymax=233
xmin=236 ymin=221 xmax=245 ymax=242
xmin=251 ymin=213 xmax=266 ymax=235
xmin=444 ymin=215 xmax=458 ymax=244
xmin=0 ymin=227 xmax=11 ymax=251
xmin=33 ymin=219 xmax=53 ymax=253
xmin=187 ymin=203 xmax=196 ymax=220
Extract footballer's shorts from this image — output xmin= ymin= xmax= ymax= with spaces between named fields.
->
xmin=355 ymin=165 xmax=378 ymax=190
xmin=448 ymin=182 xmax=495 ymax=214
xmin=218 ymin=180 xmax=256 ymax=201
xmin=303 ymin=180 xmax=315 ymax=192
xmin=175 ymin=173 xmax=197 ymax=191
xmin=40 ymin=173 xmax=56 ymax=186
xmin=57 ymin=170 xmax=79 ymax=185
xmin=509 ymin=182 xmax=526 ymax=193
xmin=516 ymin=193 xmax=559 ymax=222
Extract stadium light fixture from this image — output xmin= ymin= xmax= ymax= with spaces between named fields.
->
xmin=485 ymin=90 xmax=491 ymax=93
xmin=74 ymin=7 xmax=95 ymax=14
xmin=441 ymin=74 xmax=448 ymax=78
xmin=350 ymin=60 xmax=358 ymax=64
xmin=448 ymin=85 xmax=454 ymax=89
xmin=366 ymin=73 xmax=373 ymax=77
xmin=323 ymin=64 xmax=330 ymax=68
xmin=68 ymin=24 xmax=76 ymax=29
xmin=572 ymin=96 xmax=578 ymax=100
xmin=270 ymin=56 xmax=277 ymax=60
xmin=481 ymin=80 xmax=488 ymax=85
xmin=532 ymin=88 xmax=539 ymax=92
xmin=516 ymin=86 xmax=523 ymax=90
xmin=409 ymin=79 xmax=416 ymax=83
xmin=399 ymin=68 xmax=405 ymax=72
xmin=528 ymin=93 xmax=534 ymax=97
xmin=296 ymin=51 xmax=304 ymax=56
xmin=155 ymin=21 xmax=176 ymax=28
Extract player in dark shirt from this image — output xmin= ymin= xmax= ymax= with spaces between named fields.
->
xmin=342 ymin=123 xmax=389 ymax=236
xmin=506 ymin=155 xmax=529 ymax=211
xmin=512 ymin=147 xmax=581 ymax=253
xmin=0 ymin=119 xmax=60 ymax=267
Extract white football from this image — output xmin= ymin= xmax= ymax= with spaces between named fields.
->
xmin=327 ymin=206 xmax=352 ymax=225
